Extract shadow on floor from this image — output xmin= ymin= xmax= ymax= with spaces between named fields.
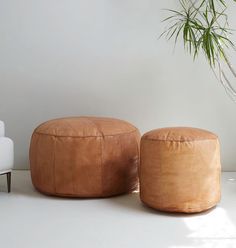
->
xmin=105 ymin=192 xmax=215 ymax=217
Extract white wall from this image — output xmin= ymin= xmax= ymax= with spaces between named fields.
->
xmin=1 ymin=0 xmax=236 ymax=170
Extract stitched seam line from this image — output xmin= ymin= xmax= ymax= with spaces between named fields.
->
xmin=99 ymin=136 xmax=103 ymax=196
xmin=34 ymin=129 xmax=137 ymax=138
xmin=135 ymin=133 xmax=140 ymax=191
xmin=83 ymin=118 xmax=104 ymax=195
xmin=53 ymin=136 xmax=56 ymax=193
xmin=142 ymin=138 xmax=217 ymax=142
xmin=86 ymin=118 xmax=104 ymax=196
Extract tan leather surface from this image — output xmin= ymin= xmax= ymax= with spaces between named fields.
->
xmin=140 ymin=127 xmax=221 ymax=213
xmin=30 ymin=117 xmax=140 ymax=197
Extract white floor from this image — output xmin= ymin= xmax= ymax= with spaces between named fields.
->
xmin=1 ymin=172 xmax=236 ymax=248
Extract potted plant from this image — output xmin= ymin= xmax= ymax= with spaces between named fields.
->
xmin=161 ymin=0 xmax=236 ymax=100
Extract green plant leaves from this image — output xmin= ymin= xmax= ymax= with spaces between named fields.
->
xmin=161 ymin=0 xmax=235 ymax=68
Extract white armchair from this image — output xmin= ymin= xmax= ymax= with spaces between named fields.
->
xmin=0 ymin=121 xmax=14 ymax=192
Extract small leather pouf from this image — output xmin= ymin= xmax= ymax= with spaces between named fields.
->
xmin=140 ymin=127 xmax=221 ymax=213
xmin=30 ymin=116 xmax=140 ymax=197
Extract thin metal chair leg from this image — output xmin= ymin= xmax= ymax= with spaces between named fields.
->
xmin=6 ymin=172 xmax=11 ymax=193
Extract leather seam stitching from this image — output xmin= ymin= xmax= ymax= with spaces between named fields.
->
xmin=34 ymin=129 xmax=137 ymax=138
xmin=53 ymin=136 xmax=56 ymax=193
xmin=84 ymin=118 xmax=104 ymax=196
xmin=142 ymin=138 xmax=217 ymax=142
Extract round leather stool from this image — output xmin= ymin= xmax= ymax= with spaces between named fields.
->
xmin=140 ymin=127 xmax=221 ymax=213
xmin=30 ymin=116 xmax=140 ymax=197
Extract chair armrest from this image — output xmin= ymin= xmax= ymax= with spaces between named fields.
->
xmin=0 ymin=121 xmax=5 ymax=137
xmin=0 ymin=137 xmax=14 ymax=172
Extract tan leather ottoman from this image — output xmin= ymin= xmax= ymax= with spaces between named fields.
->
xmin=30 ymin=116 xmax=140 ymax=197
xmin=140 ymin=127 xmax=221 ymax=213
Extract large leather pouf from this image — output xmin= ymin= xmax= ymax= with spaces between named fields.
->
xmin=140 ymin=127 xmax=221 ymax=213
xmin=30 ymin=117 xmax=140 ymax=197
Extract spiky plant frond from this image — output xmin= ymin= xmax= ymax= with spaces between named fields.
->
xmin=162 ymin=0 xmax=236 ymax=101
